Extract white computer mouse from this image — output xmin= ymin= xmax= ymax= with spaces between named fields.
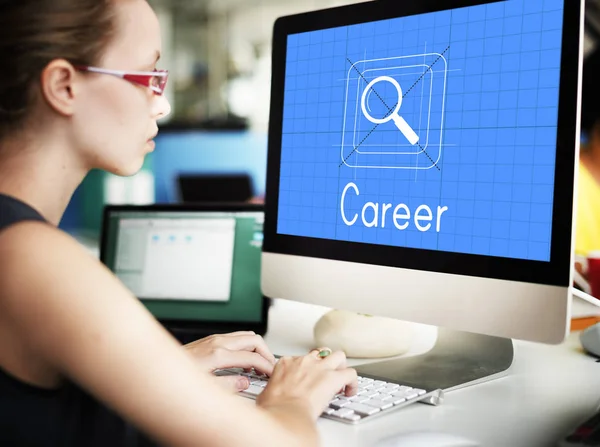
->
xmin=376 ymin=431 xmax=480 ymax=447
xmin=580 ymin=323 xmax=600 ymax=357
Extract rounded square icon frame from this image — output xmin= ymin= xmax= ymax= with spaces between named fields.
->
xmin=341 ymin=53 xmax=448 ymax=170
xmin=353 ymin=64 xmax=433 ymax=154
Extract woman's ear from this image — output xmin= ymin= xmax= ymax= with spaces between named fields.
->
xmin=39 ymin=59 xmax=77 ymax=117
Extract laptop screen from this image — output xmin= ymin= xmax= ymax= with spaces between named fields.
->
xmin=102 ymin=209 xmax=264 ymax=324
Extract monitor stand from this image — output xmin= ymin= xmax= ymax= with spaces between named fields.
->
xmin=354 ymin=328 xmax=514 ymax=393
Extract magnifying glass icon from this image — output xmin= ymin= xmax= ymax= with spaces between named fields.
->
xmin=361 ymin=75 xmax=420 ymax=146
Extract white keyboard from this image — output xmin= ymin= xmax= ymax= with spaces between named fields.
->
xmin=215 ymin=368 xmax=444 ymax=424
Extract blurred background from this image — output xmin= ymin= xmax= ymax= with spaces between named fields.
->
xmin=62 ymin=0 xmax=371 ymax=239
xmin=62 ymin=0 xmax=600 ymax=242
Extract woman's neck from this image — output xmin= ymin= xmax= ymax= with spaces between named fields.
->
xmin=0 ymin=138 xmax=88 ymax=226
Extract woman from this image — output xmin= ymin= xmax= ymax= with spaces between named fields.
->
xmin=0 ymin=1 xmax=357 ymax=446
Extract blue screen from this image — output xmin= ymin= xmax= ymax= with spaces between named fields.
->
xmin=152 ymin=131 xmax=268 ymax=203
xmin=277 ymin=0 xmax=564 ymax=262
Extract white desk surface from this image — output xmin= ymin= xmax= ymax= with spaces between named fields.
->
xmin=263 ymin=298 xmax=600 ymax=447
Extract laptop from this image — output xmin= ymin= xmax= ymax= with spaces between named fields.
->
xmin=100 ymin=203 xmax=269 ymax=343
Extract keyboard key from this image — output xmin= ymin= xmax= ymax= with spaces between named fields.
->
xmin=369 ymin=385 xmax=387 ymax=393
xmin=364 ymin=398 xmax=393 ymax=410
xmin=332 ymin=408 xmax=354 ymax=418
xmin=377 ymin=388 xmax=397 ymax=397
xmin=330 ymin=398 xmax=351 ymax=409
xmin=392 ymin=390 xmax=416 ymax=399
xmin=322 ymin=408 xmax=335 ymax=416
xmin=404 ymin=391 xmax=420 ymax=400
xmin=344 ymin=414 xmax=362 ymax=422
xmin=363 ymin=391 xmax=381 ymax=399
xmin=349 ymin=395 xmax=371 ymax=403
xmin=345 ymin=402 xmax=381 ymax=416
xmin=243 ymin=385 xmax=264 ymax=396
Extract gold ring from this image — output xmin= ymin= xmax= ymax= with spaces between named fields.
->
xmin=317 ymin=347 xmax=332 ymax=358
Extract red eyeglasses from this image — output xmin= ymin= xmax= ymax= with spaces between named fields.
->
xmin=74 ymin=66 xmax=169 ymax=96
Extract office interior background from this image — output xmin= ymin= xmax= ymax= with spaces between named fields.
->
xmin=61 ymin=0 xmax=599 ymax=241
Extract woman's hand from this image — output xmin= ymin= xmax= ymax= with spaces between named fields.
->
xmin=256 ymin=349 xmax=358 ymax=421
xmin=184 ymin=331 xmax=276 ymax=377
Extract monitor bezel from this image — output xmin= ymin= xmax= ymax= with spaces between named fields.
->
xmin=263 ymin=0 xmax=580 ymax=287
xmin=100 ymin=203 xmax=270 ymax=336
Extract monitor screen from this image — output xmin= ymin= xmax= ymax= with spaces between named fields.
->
xmin=263 ymin=0 xmax=580 ymax=344
xmin=102 ymin=209 xmax=265 ymax=324
xmin=277 ymin=0 xmax=563 ymax=263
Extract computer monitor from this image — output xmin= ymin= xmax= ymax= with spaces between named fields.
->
xmin=262 ymin=0 xmax=583 ymax=389
xmin=100 ymin=204 xmax=268 ymax=343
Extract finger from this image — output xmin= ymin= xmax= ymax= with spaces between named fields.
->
xmin=214 ymin=349 xmax=275 ymax=376
xmin=308 ymin=349 xmax=321 ymax=360
xmin=320 ymin=350 xmax=347 ymax=370
xmin=222 ymin=331 xmax=257 ymax=337
xmin=332 ymin=368 xmax=359 ymax=397
xmin=215 ymin=375 xmax=250 ymax=393
xmin=310 ymin=347 xmax=332 ymax=360
xmin=218 ymin=334 xmax=276 ymax=366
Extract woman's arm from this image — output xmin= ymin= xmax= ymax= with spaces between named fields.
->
xmin=0 ymin=222 xmax=320 ymax=447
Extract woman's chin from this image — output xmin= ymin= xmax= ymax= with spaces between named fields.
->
xmin=105 ymin=158 xmax=146 ymax=177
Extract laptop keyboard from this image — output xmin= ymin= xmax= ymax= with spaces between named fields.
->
xmin=215 ymin=368 xmax=444 ymax=424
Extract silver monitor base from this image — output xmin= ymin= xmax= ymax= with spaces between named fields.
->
xmin=355 ymin=328 xmax=514 ymax=392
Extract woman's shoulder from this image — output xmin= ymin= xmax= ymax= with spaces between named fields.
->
xmin=0 ymin=217 xmax=98 ymax=312
xmin=0 ymin=216 xmax=68 ymax=254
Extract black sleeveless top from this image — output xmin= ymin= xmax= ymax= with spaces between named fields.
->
xmin=0 ymin=194 xmax=153 ymax=447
